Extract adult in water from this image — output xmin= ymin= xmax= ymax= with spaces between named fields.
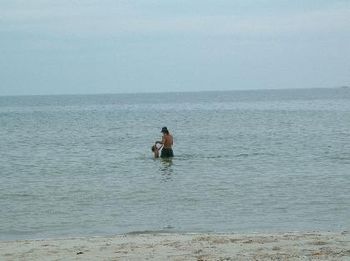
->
xmin=156 ymin=127 xmax=174 ymax=158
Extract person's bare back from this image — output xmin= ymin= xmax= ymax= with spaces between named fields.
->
xmin=156 ymin=127 xmax=174 ymax=158
xmin=162 ymin=133 xmax=173 ymax=149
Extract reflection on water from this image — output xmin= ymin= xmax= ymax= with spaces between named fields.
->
xmin=159 ymin=158 xmax=173 ymax=181
xmin=153 ymin=158 xmax=176 ymax=230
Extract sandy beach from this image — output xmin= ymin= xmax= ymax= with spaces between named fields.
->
xmin=1 ymin=232 xmax=349 ymax=260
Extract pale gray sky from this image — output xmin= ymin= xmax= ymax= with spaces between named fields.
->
xmin=1 ymin=0 xmax=349 ymax=95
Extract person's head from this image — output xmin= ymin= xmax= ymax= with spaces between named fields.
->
xmin=161 ymin=126 xmax=169 ymax=135
xmin=151 ymin=145 xmax=156 ymax=152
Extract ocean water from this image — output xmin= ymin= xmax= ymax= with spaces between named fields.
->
xmin=0 ymin=88 xmax=349 ymax=240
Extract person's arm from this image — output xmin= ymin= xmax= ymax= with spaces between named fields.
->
xmin=156 ymin=136 xmax=166 ymax=145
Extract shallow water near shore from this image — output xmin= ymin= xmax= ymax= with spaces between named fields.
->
xmin=0 ymin=88 xmax=350 ymax=240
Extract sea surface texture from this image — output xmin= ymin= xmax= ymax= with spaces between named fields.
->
xmin=0 ymin=88 xmax=349 ymax=240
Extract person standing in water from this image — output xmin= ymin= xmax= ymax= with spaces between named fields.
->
xmin=156 ymin=127 xmax=174 ymax=158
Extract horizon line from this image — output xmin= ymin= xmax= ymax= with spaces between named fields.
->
xmin=0 ymin=86 xmax=347 ymax=98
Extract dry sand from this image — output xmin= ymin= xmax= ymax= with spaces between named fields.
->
xmin=1 ymin=232 xmax=349 ymax=260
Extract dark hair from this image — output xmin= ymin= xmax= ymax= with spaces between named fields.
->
xmin=161 ymin=126 xmax=169 ymax=134
xmin=151 ymin=145 xmax=156 ymax=152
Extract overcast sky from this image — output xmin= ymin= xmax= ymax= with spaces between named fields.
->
xmin=1 ymin=0 xmax=349 ymax=96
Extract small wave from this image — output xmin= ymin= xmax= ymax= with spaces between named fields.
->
xmin=126 ymin=229 xmax=176 ymax=235
xmin=2 ymin=193 xmax=37 ymax=199
xmin=235 ymin=153 xmax=249 ymax=157
xmin=328 ymin=155 xmax=350 ymax=164
xmin=234 ymin=152 xmax=275 ymax=158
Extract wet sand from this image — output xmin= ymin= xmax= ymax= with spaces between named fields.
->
xmin=1 ymin=232 xmax=349 ymax=260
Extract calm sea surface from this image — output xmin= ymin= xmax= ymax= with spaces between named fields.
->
xmin=0 ymin=88 xmax=349 ymax=240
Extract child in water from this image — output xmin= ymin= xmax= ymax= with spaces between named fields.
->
xmin=151 ymin=143 xmax=162 ymax=158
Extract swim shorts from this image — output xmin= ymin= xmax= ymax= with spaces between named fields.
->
xmin=161 ymin=148 xmax=174 ymax=158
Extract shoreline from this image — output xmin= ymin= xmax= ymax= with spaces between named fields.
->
xmin=1 ymin=231 xmax=349 ymax=260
